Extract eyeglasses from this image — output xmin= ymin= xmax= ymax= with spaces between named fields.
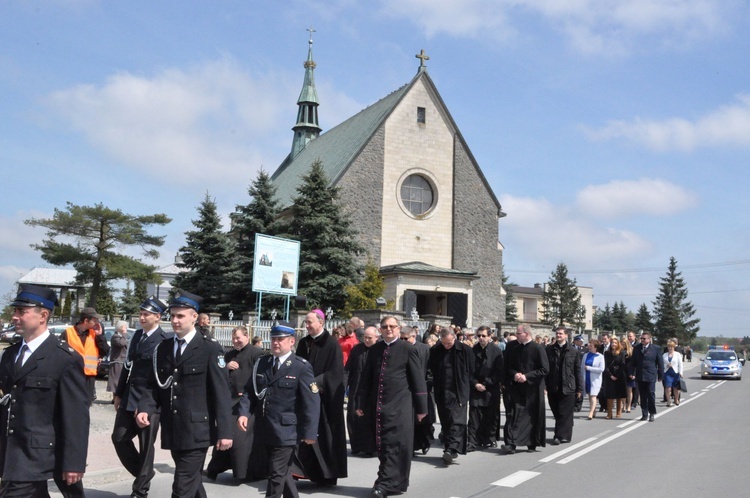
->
xmin=400 ymin=336 xmax=410 ymax=340
xmin=476 ymin=335 xmax=488 ymax=338
xmin=640 ymin=338 xmax=648 ymax=341
xmin=380 ymin=324 xmax=399 ymax=330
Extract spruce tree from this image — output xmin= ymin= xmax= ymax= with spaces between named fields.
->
xmin=634 ymin=303 xmax=653 ymax=332
xmin=173 ymin=193 xmax=239 ymax=315
xmin=230 ymin=170 xmax=281 ymax=311
xmin=593 ymin=303 xmax=613 ymax=332
xmin=284 ymin=160 xmax=363 ymax=312
xmin=652 ymin=257 xmax=700 ymax=344
xmin=541 ymin=263 xmax=582 ymax=327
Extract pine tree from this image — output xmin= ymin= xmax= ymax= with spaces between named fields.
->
xmin=593 ymin=303 xmax=613 ymax=331
xmin=173 ymin=193 xmax=239 ymax=315
xmin=284 ymin=160 xmax=364 ymax=312
xmin=119 ymin=278 xmax=148 ymax=317
xmin=229 ymin=170 xmax=282 ymax=311
xmin=652 ymin=257 xmax=700 ymax=344
xmin=62 ymin=291 xmax=73 ymax=319
xmin=25 ymin=202 xmax=170 ymax=307
xmin=502 ymin=268 xmax=519 ymax=322
xmin=634 ymin=303 xmax=653 ymax=332
xmin=541 ymin=263 xmax=582 ymax=327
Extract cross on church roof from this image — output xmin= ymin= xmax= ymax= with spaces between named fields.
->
xmin=307 ymin=26 xmax=316 ymax=42
xmin=415 ymin=49 xmax=430 ymax=69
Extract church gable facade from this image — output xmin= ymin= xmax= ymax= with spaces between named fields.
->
xmin=273 ymin=45 xmax=505 ymax=328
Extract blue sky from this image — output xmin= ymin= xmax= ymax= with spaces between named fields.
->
xmin=2 ymin=1 xmax=749 ymax=336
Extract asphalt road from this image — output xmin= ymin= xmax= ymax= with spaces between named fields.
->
xmin=36 ymin=356 xmax=745 ymax=497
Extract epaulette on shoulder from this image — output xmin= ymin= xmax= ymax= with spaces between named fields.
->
xmin=57 ymin=342 xmax=76 ymax=355
xmin=299 ymin=357 xmax=308 ymax=364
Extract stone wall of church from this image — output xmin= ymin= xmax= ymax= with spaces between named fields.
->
xmin=336 ymin=126 xmax=385 ymax=266
xmin=452 ymin=137 xmax=505 ymax=326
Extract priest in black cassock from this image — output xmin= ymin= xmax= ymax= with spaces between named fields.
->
xmin=502 ymin=324 xmax=550 ymax=454
xmin=468 ymin=326 xmax=504 ymax=451
xmin=357 ymin=316 xmax=428 ymax=498
xmin=345 ymin=326 xmax=380 ymax=456
xmin=400 ymin=324 xmax=434 ymax=455
xmin=293 ymin=310 xmax=348 ymax=485
xmin=428 ymin=327 xmax=474 ymax=465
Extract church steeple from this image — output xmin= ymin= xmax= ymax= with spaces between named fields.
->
xmin=291 ymin=27 xmax=321 ymax=158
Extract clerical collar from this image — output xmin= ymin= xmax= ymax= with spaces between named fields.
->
xmin=309 ymin=329 xmax=325 ymax=340
xmin=520 ymin=338 xmax=533 ymax=345
xmin=384 ymin=337 xmax=399 ymax=345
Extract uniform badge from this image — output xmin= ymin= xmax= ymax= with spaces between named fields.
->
xmin=310 ymin=382 xmax=319 ymax=394
xmin=285 ymin=360 xmax=292 ymax=367
xmin=218 ymin=356 xmax=226 ymax=368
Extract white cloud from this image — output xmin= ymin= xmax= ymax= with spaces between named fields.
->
xmin=44 ymin=57 xmax=297 ymax=185
xmin=584 ymin=94 xmax=750 ymax=150
xmin=500 ymin=194 xmax=651 ymax=267
xmin=576 ymin=178 xmax=697 ymax=218
xmin=43 ymin=56 xmax=366 ymax=187
xmin=378 ymin=0 xmax=733 ymax=54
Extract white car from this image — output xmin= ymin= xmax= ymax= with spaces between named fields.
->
xmin=701 ymin=347 xmax=743 ymax=380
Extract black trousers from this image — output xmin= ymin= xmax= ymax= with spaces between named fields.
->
xmin=112 ymin=409 xmax=160 ymax=497
xmin=85 ymin=376 xmax=96 ymax=404
xmin=467 ymin=404 xmax=499 ymax=446
xmin=266 ymin=445 xmax=298 ymax=498
xmin=170 ymin=448 xmax=208 ymax=498
xmin=0 ymin=474 xmax=85 ymax=498
xmin=637 ymin=380 xmax=657 ymax=416
xmin=547 ymin=391 xmax=576 ymax=441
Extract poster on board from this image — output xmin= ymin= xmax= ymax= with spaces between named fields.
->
xmin=251 ymin=234 xmax=300 ymax=296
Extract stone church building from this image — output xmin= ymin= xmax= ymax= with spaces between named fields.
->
xmin=271 ymin=39 xmax=506 ymax=328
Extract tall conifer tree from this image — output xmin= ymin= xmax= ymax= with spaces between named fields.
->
xmin=653 ymin=257 xmax=700 ymax=344
xmin=541 ymin=263 xmax=582 ymax=327
xmin=284 ymin=160 xmax=363 ymax=312
xmin=173 ymin=193 xmax=238 ymax=315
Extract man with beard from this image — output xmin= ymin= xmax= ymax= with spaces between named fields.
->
xmin=345 ymin=325 xmax=380 ymax=457
xmin=502 ymin=324 xmax=549 ymax=454
xmin=468 ymin=326 xmax=504 ymax=451
xmin=206 ymin=325 xmax=265 ymax=480
xmin=112 ymin=296 xmax=171 ymax=498
xmin=428 ymin=327 xmax=474 ymax=464
xmin=400 ymin=324 xmax=434 ymax=455
xmin=357 ymin=316 xmax=427 ymax=498
xmin=545 ymin=326 xmax=582 ymax=445
xmin=293 ymin=309 xmax=347 ymax=485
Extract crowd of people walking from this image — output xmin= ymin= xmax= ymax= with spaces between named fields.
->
xmin=0 ymin=283 xmax=689 ymax=497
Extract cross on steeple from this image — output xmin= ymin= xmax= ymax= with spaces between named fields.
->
xmin=307 ymin=26 xmax=316 ymax=43
xmin=415 ymin=49 xmax=430 ymax=69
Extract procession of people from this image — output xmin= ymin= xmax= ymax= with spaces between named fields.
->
xmin=1 ymin=284 xmax=689 ymax=498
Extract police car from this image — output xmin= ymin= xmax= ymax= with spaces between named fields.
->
xmin=701 ymin=345 xmax=743 ymax=380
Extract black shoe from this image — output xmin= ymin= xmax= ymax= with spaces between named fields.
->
xmin=466 ymin=444 xmax=477 ymax=453
xmin=442 ymin=451 xmax=453 ymax=464
xmin=500 ymin=444 xmax=516 ymax=454
xmin=527 ymin=446 xmax=538 ymax=453
xmin=640 ymin=415 xmax=648 ymax=421
xmin=559 ymin=439 xmax=570 ymax=444
xmin=648 ymin=414 xmax=655 ymax=422
xmin=551 ymin=438 xmax=561 ymax=445
xmin=371 ymin=487 xmax=386 ymax=498
xmin=422 ymin=446 xmax=429 ymax=455
xmin=485 ymin=441 xmax=497 ymax=448
xmin=202 ymin=470 xmax=218 ymax=481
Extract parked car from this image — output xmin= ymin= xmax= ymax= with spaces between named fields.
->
xmin=48 ymin=323 xmax=72 ymax=337
xmin=0 ymin=326 xmax=20 ymax=344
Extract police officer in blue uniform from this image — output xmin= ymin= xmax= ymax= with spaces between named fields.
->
xmin=112 ymin=296 xmax=171 ymax=498
xmin=136 ymin=290 xmax=232 ymax=498
xmin=0 ymin=284 xmax=90 ymax=497
xmin=238 ymin=321 xmax=320 ymax=498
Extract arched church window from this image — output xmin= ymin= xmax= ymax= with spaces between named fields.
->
xmin=400 ymin=174 xmax=435 ymax=216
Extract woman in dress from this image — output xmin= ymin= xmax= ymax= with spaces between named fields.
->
xmin=581 ymin=339 xmax=605 ymax=420
xmin=604 ymin=338 xmax=628 ymax=418
xmin=662 ymin=340 xmax=683 ymax=406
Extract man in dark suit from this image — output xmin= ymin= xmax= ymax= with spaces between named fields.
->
xmin=346 ymin=325 xmax=380 ymax=456
xmin=206 ymin=325 xmax=265 ymax=480
xmin=112 ymin=296 xmax=170 ymax=498
xmin=238 ymin=321 xmax=320 ymax=498
xmin=136 ymin=290 xmax=233 ymax=498
xmin=0 ymin=284 xmax=90 ymax=497
xmin=468 ymin=326 xmax=504 ymax=451
xmin=628 ymin=331 xmax=663 ymax=422
xmin=429 ymin=327 xmax=475 ymax=464
xmin=545 ymin=326 xmax=582 ymax=445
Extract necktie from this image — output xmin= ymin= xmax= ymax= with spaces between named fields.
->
xmin=15 ymin=345 xmax=28 ymax=373
xmin=175 ymin=338 xmax=185 ymax=362
xmin=273 ymin=357 xmax=280 ymax=374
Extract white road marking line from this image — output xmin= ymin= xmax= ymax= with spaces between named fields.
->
xmin=556 ymin=390 xmax=707 ymax=464
xmin=538 ymin=437 xmax=597 ymax=463
xmin=491 ymin=470 xmax=541 ymax=487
